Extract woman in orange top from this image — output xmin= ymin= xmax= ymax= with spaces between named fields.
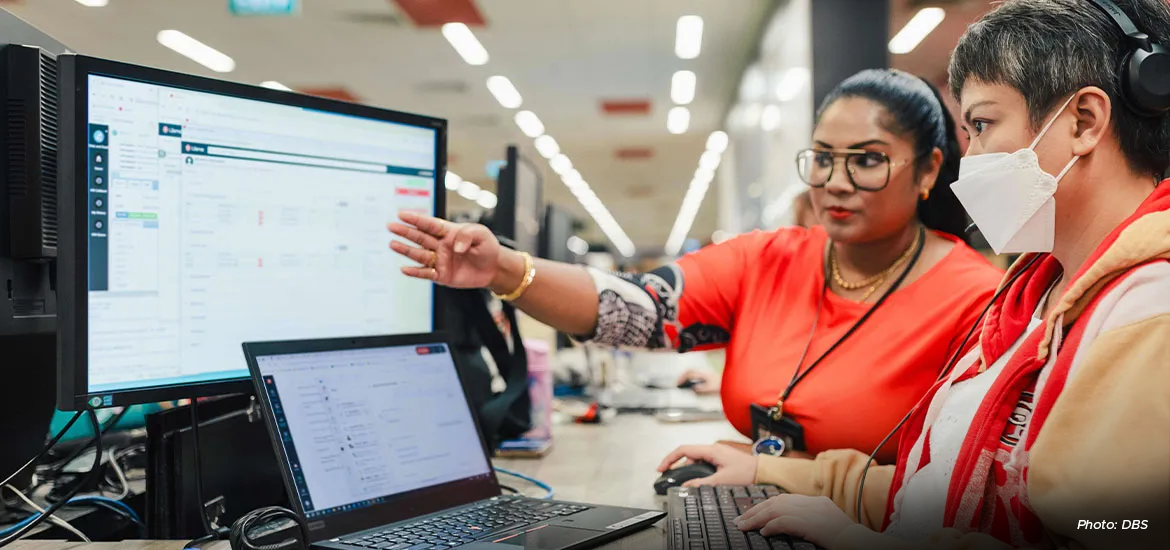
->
xmin=388 ymin=69 xmax=1002 ymax=466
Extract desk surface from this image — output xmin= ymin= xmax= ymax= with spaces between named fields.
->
xmin=13 ymin=414 xmax=741 ymax=550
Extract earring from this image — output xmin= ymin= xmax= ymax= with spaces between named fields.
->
xmin=921 ymin=189 xmax=931 ymax=200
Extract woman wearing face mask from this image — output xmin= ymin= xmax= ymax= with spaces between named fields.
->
xmin=661 ymin=1 xmax=1170 ymax=548
xmin=389 ymin=69 xmax=1002 ymax=468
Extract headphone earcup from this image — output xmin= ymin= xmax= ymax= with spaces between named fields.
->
xmin=1124 ymin=43 xmax=1170 ymax=115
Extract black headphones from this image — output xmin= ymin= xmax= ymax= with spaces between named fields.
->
xmin=1087 ymin=0 xmax=1170 ymax=115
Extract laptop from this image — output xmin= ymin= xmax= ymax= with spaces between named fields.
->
xmin=243 ymin=333 xmax=665 ymax=550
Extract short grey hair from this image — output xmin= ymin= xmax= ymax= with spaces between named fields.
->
xmin=949 ymin=0 xmax=1170 ymax=178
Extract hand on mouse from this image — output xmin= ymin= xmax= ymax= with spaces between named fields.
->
xmin=735 ymin=494 xmax=854 ymax=549
xmin=675 ymin=370 xmax=719 ymax=395
xmin=657 ymin=444 xmax=756 ymax=487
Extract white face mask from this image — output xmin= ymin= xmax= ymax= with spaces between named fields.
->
xmin=951 ymin=94 xmax=1080 ymax=255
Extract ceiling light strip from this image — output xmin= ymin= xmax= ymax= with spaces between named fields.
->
xmin=441 ymin=23 xmax=490 ymax=65
xmin=888 ymin=8 xmax=946 ymax=54
xmin=156 ymin=30 xmax=235 ymax=73
xmin=675 ymin=16 xmax=704 ymax=59
xmin=671 ymin=70 xmax=696 ymax=105
xmin=486 ymin=76 xmax=523 ymax=108
xmin=664 ymin=131 xmax=728 ymax=255
xmin=667 ymin=106 xmax=691 ymax=134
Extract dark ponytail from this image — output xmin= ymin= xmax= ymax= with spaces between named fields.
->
xmin=816 ymin=69 xmax=969 ymax=243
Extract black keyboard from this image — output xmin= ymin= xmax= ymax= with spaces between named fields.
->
xmin=666 ymin=486 xmax=823 ymax=550
xmin=339 ymin=497 xmax=591 ymax=549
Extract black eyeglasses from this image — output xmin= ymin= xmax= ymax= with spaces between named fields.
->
xmin=795 ymin=148 xmax=916 ymax=192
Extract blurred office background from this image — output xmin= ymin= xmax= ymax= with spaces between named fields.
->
xmin=2 ymin=0 xmax=1007 ymax=396
xmin=5 ymin=0 xmax=1000 ymax=266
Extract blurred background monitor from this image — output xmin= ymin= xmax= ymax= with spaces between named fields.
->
xmin=494 ymin=145 xmax=543 ymax=255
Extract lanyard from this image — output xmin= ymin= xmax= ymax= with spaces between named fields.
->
xmin=770 ymin=226 xmax=926 ymax=421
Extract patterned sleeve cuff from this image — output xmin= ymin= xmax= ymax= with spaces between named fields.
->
xmin=579 ymin=267 xmax=675 ymax=349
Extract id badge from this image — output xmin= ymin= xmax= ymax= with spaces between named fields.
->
xmin=750 ymin=403 xmax=807 ymax=456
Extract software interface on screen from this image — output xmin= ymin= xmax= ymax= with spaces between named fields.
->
xmin=255 ymin=343 xmax=492 ymax=518
xmin=85 ymin=74 xmax=438 ymax=394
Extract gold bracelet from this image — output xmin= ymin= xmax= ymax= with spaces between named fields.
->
xmin=493 ymin=252 xmax=536 ymax=302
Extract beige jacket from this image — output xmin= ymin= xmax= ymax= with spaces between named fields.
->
xmin=756 ymin=209 xmax=1170 ymax=549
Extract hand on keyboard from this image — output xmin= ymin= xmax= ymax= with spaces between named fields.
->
xmin=667 ymin=486 xmax=826 ymax=550
xmin=657 ymin=444 xmax=757 ymax=487
xmin=735 ymin=494 xmax=854 ymax=549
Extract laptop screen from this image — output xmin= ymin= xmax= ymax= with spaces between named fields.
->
xmin=254 ymin=342 xmax=493 ymax=520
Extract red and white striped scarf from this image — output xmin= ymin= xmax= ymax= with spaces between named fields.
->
xmin=881 ymin=182 xmax=1170 ymax=547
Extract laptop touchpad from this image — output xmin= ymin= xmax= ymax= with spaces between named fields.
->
xmin=458 ymin=525 xmax=596 ymax=549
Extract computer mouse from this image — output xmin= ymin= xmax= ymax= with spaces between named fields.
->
xmin=677 ymin=378 xmax=706 ymax=390
xmin=654 ymin=461 xmax=717 ymax=495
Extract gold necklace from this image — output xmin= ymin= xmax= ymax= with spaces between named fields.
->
xmin=831 ymin=230 xmax=923 ymax=301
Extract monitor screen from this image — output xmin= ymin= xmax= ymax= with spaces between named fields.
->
xmin=254 ymin=342 xmax=492 ymax=519
xmin=494 ymin=146 xmax=541 ymax=254
xmin=540 ymin=205 xmax=578 ymax=263
xmin=513 ymin=157 xmax=541 ymax=255
xmin=58 ymin=56 xmax=444 ymax=409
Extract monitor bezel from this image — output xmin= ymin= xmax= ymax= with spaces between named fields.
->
xmin=242 ymin=332 xmax=501 ymax=542
xmin=57 ymin=54 xmax=447 ymax=411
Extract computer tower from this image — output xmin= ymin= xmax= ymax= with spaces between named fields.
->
xmin=0 ymin=9 xmax=68 ymax=498
xmin=0 ymin=332 xmax=55 ymax=496
xmin=0 ymin=44 xmax=59 ymax=335
xmin=145 ymin=395 xmax=289 ymax=539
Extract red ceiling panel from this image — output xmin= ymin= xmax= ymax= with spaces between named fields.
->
xmin=615 ymin=147 xmax=654 ymax=160
xmin=298 ymin=87 xmax=362 ymax=103
xmin=392 ymin=0 xmax=486 ymax=27
xmin=601 ymin=100 xmax=652 ymax=116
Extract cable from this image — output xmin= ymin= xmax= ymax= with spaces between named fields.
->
xmin=853 ymin=255 xmax=1042 ymax=522
xmin=68 ymin=498 xmax=145 ymax=539
xmin=189 ymin=399 xmax=215 ymax=535
xmin=0 ymin=495 xmax=144 ymax=541
xmin=42 ymin=407 xmax=129 ymax=476
xmin=44 ymin=407 xmax=130 ymax=472
xmin=113 ymin=444 xmax=147 ymax=482
xmin=0 ymin=411 xmax=84 ymax=489
xmin=105 ymin=448 xmax=130 ymax=500
xmin=0 ymin=410 xmax=102 ymax=547
xmin=67 ymin=495 xmax=142 ymax=525
xmin=493 ymin=467 xmax=554 ymax=500
xmin=184 ymin=533 xmax=221 ymax=550
xmin=229 ymin=506 xmax=310 ymax=550
xmin=3 ymin=485 xmax=90 ymax=542
xmin=183 ymin=399 xmax=230 ymax=549
xmin=0 ymin=514 xmax=36 ymax=539
xmin=498 ymin=484 xmax=519 ymax=494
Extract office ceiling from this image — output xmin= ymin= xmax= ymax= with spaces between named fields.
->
xmin=3 ymin=0 xmax=992 ymax=255
xmin=3 ymin=0 xmax=776 ymax=254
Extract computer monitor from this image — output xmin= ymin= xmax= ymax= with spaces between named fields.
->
xmin=494 ymin=146 xmax=542 ymax=254
xmin=0 ymin=16 xmax=70 ymax=493
xmin=56 ymin=55 xmax=446 ymax=410
xmin=539 ymin=205 xmax=581 ymax=263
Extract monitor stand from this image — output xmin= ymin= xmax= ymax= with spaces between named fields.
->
xmin=0 ymin=333 xmax=56 ymax=520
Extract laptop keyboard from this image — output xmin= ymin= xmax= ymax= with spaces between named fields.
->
xmin=339 ymin=497 xmax=591 ymax=549
xmin=667 ymin=486 xmax=823 ymax=550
